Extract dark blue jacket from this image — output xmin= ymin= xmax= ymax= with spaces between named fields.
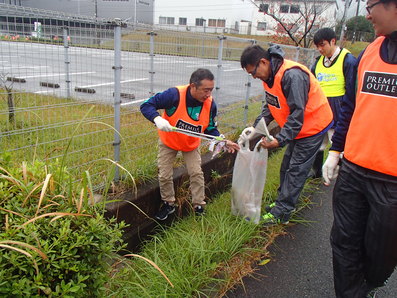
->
xmin=140 ymin=86 xmax=220 ymax=136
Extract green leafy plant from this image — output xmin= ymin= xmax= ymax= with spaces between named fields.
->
xmin=0 ymin=159 xmax=127 ymax=296
xmin=210 ymin=169 xmax=222 ymax=180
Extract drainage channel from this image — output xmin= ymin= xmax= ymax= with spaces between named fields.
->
xmin=104 ymin=129 xmax=281 ymax=253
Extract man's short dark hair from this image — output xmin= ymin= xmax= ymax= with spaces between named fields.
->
xmin=240 ymin=45 xmax=270 ymax=69
xmin=189 ymin=68 xmax=214 ymax=86
xmin=313 ymin=28 xmax=337 ymax=46
xmin=381 ymin=0 xmax=397 ymax=4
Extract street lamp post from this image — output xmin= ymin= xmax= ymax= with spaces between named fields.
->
xmin=134 ymin=0 xmax=137 ymax=25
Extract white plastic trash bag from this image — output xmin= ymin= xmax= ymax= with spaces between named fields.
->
xmin=231 ymin=140 xmax=268 ymax=224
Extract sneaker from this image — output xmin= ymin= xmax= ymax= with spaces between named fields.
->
xmin=366 ymin=288 xmax=379 ymax=298
xmin=264 ymin=202 xmax=276 ymax=213
xmin=262 ymin=212 xmax=289 ymax=226
xmin=194 ymin=205 xmax=205 ymax=216
xmin=154 ymin=202 xmax=175 ymax=221
xmin=264 ymin=202 xmax=296 ymax=214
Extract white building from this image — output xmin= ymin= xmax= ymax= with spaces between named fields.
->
xmin=249 ymin=0 xmax=338 ymax=36
xmin=2 ymin=0 xmax=362 ymax=36
xmin=153 ymin=0 xmax=345 ymax=36
xmin=0 ymin=0 xmax=155 ymax=24
xmin=153 ymin=0 xmax=256 ymax=34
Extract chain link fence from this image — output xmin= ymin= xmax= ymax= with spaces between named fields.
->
xmin=0 ymin=9 xmax=317 ymax=188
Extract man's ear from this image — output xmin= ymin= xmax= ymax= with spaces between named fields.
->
xmin=331 ymin=38 xmax=337 ymax=46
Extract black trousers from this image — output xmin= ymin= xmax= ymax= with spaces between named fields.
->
xmin=331 ymin=160 xmax=397 ymax=297
xmin=271 ymin=132 xmax=324 ymax=221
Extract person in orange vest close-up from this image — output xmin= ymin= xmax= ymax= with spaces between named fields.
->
xmin=140 ymin=68 xmax=239 ymax=221
xmin=322 ymin=0 xmax=397 ymax=297
xmin=239 ymin=44 xmax=333 ymax=226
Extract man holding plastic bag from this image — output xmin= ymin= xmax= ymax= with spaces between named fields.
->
xmin=239 ymin=45 xmax=333 ymax=226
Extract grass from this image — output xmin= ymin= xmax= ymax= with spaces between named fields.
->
xmin=1 ymin=87 xmax=323 ymax=297
xmin=0 ymin=145 xmax=128 ymax=296
xmin=118 ymin=30 xmax=368 ymax=65
xmin=1 ymin=90 xmax=263 ymax=189
xmin=1 ymin=124 xmax=321 ymax=296
xmin=105 ymin=148 xmax=321 ymax=297
xmin=341 ymin=40 xmax=369 ymax=57
xmin=1 ymin=31 xmax=358 ymax=296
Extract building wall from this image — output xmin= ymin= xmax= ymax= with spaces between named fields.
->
xmin=2 ymin=0 xmax=349 ymax=35
xmin=21 ymin=0 xmax=94 ymax=16
xmin=97 ymin=0 xmax=154 ymax=24
xmin=153 ymin=0 xmax=255 ymax=34
xmin=1 ymin=0 xmax=22 ymax=5
xmin=14 ymin=0 xmax=154 ymax=24
xmin=135 ymin=0 xmax=154 ymax=24
xmin=251 ymin=0 xmax=338 ymax=36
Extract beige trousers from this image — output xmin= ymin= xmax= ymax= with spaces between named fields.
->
xmin=157 ymin=140 xmax=205 ymax=207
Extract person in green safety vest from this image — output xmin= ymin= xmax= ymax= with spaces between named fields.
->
xmin=310 ymin=28 xmax=357 ymax=178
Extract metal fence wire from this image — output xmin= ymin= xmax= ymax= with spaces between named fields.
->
xmin=0 ymin=11 xmax=317 ymax=189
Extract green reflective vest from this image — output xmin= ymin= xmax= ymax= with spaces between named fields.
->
xmin=315 ymin=48 xmax=350 ymax=97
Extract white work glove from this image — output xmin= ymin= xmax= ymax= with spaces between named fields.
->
xmin=238 ymin=126 xmax=256 ymax=143
xmin=153 ymin=116 xmax=173 ymax=132
xmin=322 ymin=151 xmax=340 ymax=186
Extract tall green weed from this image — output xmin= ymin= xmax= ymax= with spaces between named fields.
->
xmin=0 ymin=155 xmax=126 ymax=296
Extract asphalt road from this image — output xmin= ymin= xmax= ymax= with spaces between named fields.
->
xmin=226 ymin=183 xmax=397 ymax=298
xmin=0 ymin=40 xmax=263 ymax=106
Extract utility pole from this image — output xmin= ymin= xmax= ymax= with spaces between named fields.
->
xmin=134 ymin=0 xmax=137 ymax=25
xmin=351 ymin=0 xmax=361 ymax=44
xmin=94 ymin=0 xmax=98 ymax=19
xmin=339 ymin=0 xmax=351 ymax=45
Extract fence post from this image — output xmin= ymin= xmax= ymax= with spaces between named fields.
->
xmin=243 ymin=76 xmax=252 ymax=126
xmin=147 ymin=31 xmax=157 ymax=96
xmin=309 ymin=49 xmax=315 ymax=66
xmin=243 ymin=39 xmax=257 ymax=125
xmin=215 ymin=35 xmax=226 ymax=101
xmin=294 ymin=46 xmax=300 ymax=62
xmin=63 ymin=27 xmax=71 ymax=98
xmin=112 ymin=19 xmax=126 ymax=182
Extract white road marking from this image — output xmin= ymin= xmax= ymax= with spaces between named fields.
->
xmin=2 ymin=66 xmax=48 ymax=70
xmin=21 ymin=71 xmax=96 ymax=79
xmin=186 ymin=64 xmax=218 ymax=68
xmin=34 ymin=90 xmax=56 ymax=94
xmin=78 ymin=78 xmax=147 ymax=88
xmin=121 ymin=98 xmax=146 ymax=106
xmin=224 ymin=68 xmax=244 ymax=72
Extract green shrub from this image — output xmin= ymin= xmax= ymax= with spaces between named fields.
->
xmin=0 ymin=156 xmax=126 ymax=296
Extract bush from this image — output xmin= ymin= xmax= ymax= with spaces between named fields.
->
xmin=0 ymin=155 xmax=126 ymax=296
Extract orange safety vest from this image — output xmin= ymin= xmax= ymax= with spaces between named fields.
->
xmin=158 ymin=85 xmax=212 ymax=152
xmin=344 ymin=36 xmax=397 ymax=176
xmin=263 ymin=59 xmax=333 ymax=139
